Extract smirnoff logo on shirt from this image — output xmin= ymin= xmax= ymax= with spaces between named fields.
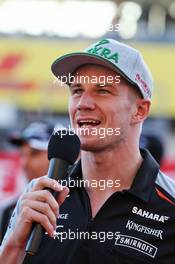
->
xmin=115 ymin=234 xmax=158 ymax=258
xmin=132 ymin=207 xmax=170 ymax=223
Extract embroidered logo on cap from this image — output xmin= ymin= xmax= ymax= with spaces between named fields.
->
xmin=135 ymin=73 xmax=151 ymax=97
xmin=87 ymin=39 xmax=119 ymax=64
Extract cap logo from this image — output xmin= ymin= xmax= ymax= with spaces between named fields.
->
xmin=87 ymin=39 xmax=119 ymax=64
xmin=135 ymin=73 xmax=151 ymax=97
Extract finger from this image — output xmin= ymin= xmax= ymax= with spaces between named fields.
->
xmin=22 ymin=190 xmax=59 ymax=215
xmin=21 ymin=207 xmax=55 ymax=237
xmin=32 ymin=177 xmax=63 ymax=193
xmin=57 ymin=186 xmax=69 ymax=206
xmin=24 ymin=200 xmax=57 ymax=229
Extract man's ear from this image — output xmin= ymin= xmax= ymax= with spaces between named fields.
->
xmin=131 ymin=99 xmax=151 ymax=124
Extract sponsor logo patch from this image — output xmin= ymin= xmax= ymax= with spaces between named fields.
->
xmin=58 ymin=213 xmax=69 ymax=220
xmin=115 ymin=234 xmax=157 ymax=258
xmin=126 ymin=219 xmax=163 ymax=240
xmin=132 ymin=206 xmax=170 ymax=223
xmin=135 ymin=73 xmax=151 ymax=97
xmin=87 ymin=39 xmax=119 ymax=64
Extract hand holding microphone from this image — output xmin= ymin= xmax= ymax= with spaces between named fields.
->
xmin=25 ymin=129 xmax=80 ymax=255
xmin=3 ymin=130 xmax=80 ymax=259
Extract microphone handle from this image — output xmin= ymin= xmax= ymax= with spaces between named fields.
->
xmin=25 ymin=159 xmax=70 ymax=255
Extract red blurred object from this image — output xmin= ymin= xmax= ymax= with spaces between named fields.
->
xmin=0 ymin=151 xmax=24 ymax=204
xmin=0 ymin=53 xmax=24 ymax=72
xmin=161 ymin=158 xmax=175 ymax=179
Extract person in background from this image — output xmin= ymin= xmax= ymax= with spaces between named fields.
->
xmin=140 ymin=133 xmax=165 ymax=165
xmin=0 ymin=121 xmax=55 ymax=243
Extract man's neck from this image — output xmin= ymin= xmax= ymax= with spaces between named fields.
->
xmin=80 ymin=143 xmax=143 ymax=218
xmin=81 ymin=144 xmax=143 ymax=194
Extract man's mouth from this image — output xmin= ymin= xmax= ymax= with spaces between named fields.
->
xmin=77 ymin=119 xmax=101 ymax=128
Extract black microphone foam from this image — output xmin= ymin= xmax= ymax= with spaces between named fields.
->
xmin=48 ymin=129 xmax=81 ymax=164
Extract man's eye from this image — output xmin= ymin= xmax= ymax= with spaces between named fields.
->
xmin=98 ymin=89 xmax=110 ymax=94
xmin=71 ymin=88 xmax=83 ymax=95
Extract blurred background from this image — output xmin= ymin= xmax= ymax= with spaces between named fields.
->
xmin=0 ymin=0 xmax=175 ymax=205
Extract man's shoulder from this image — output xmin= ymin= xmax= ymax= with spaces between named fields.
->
xmin=155 ymin=170 xmax=175 ymax=202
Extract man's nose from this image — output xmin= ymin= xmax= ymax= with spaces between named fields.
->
xmin=77 ymin=92 xmax=96 ymax=111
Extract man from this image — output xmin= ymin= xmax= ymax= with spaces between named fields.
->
xmin=0 ymin=121 xmax=54 ymax=243
xmin=0 ymin=39 xmax=175 ymax=264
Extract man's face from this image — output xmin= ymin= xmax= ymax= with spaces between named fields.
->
xmin=20 ymin=143 xmax=49 ymax=181
xmin=68 ymin=64 xmax=140 ymax=152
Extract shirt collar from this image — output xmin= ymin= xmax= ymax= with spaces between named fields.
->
xmin=68 ymin=149 xmax=159 ymax=202
xmin=126 ymin=148 xmax=159 ymax=202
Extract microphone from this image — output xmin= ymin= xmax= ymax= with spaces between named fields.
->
xmin=25 ymin=129 xmax=80 ymax=256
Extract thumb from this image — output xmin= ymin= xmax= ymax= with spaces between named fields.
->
xmin=57 ymin=186 xmax=69 ymax=205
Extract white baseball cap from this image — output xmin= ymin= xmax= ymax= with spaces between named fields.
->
xmin=51 ymin=38 xmax=153 ymax=99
